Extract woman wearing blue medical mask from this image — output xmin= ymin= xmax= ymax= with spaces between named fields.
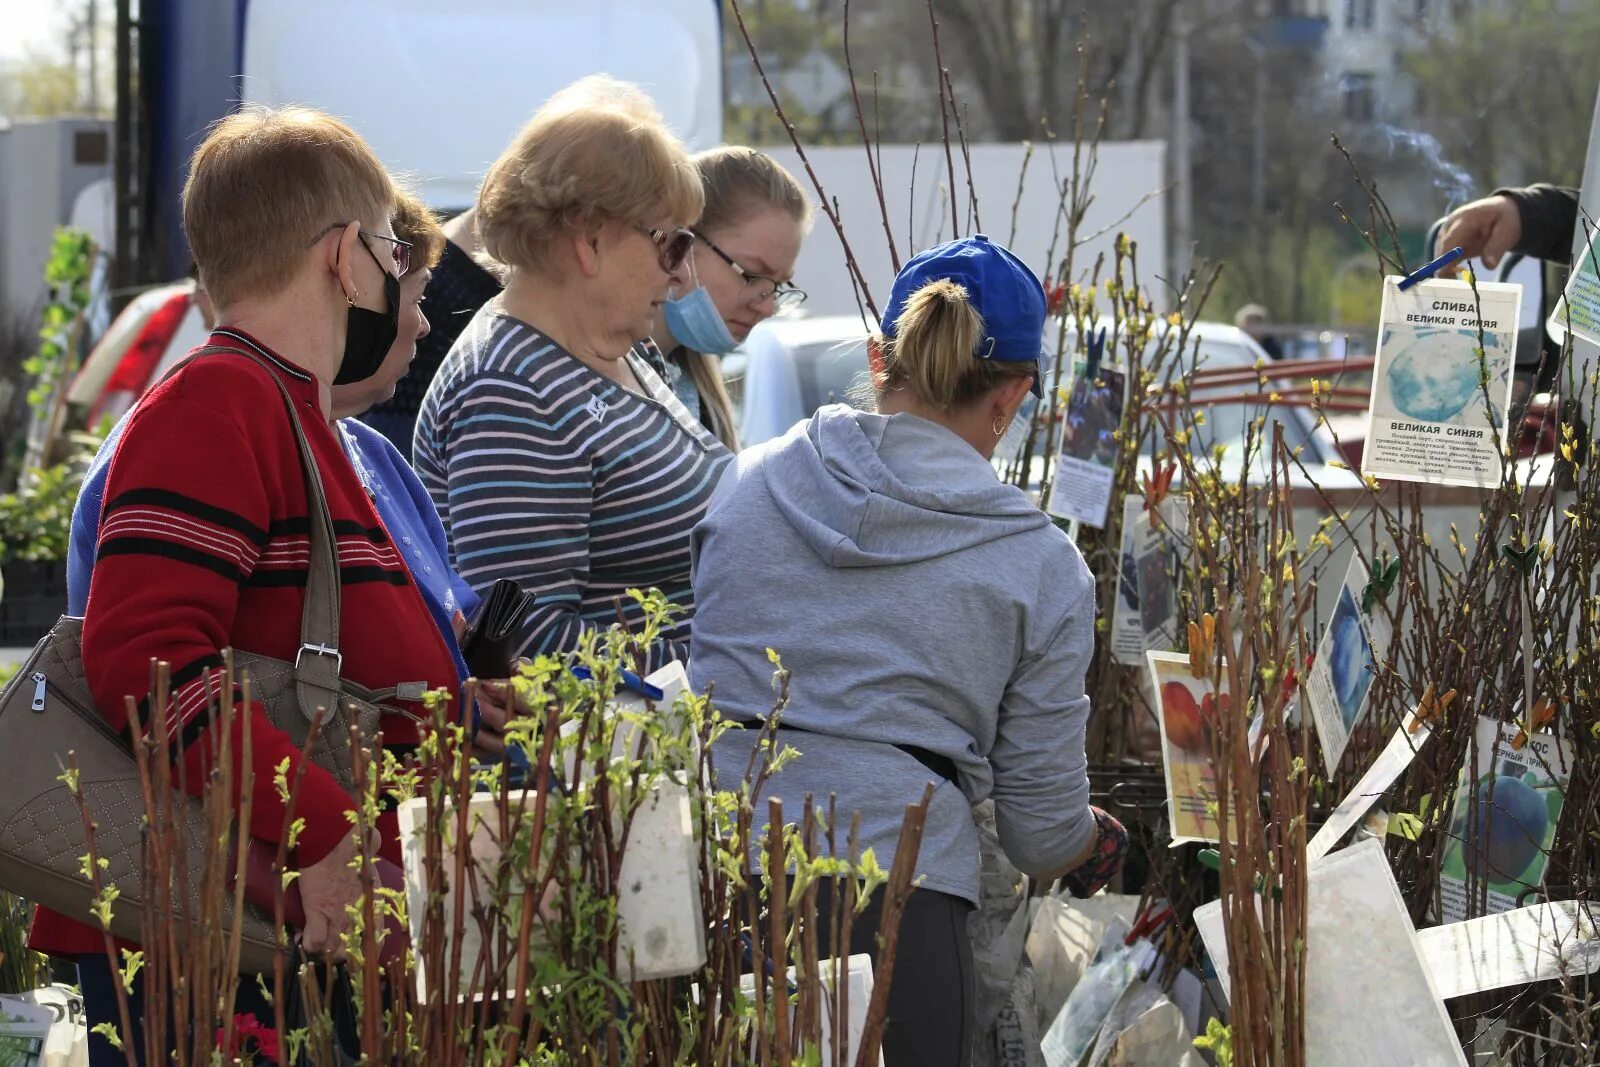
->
xmin=651 ymin=146 xmax=812 ymax=449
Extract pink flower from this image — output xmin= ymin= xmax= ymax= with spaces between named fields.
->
xmin=216 ymin=1012 xmax=280 ymax=1063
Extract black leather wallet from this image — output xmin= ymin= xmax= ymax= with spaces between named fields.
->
xmin=459 ymin=578 xmax=536 ymax=679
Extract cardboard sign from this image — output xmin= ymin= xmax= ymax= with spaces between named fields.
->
xmin=1438 ymin=717 xmax=1571 ymax=923
xmin=1305 ymin=556 xmax=1395 ymax=775
xmin=1362 ymin=276 xmax=1521 ymax=488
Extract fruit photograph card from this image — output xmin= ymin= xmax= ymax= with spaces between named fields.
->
xmin=1147 ymin=650 xmax=1222 ymax=844
xmin=1362 ymin=276 xmax=1520 ymax=489
xmin=1439 ymin=716 xmax=1572 ymax=923
xmin=1306 ymin=555 xmax=1395 ymax=776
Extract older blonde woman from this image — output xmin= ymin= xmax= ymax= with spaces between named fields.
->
xmin=416 ymin=77 xmax=728 ymax=668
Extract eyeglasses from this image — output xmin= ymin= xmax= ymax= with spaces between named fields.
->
xmin=695 ymin=231 xmax=807 ymax=310
xmin=309 ymin=222 xmax=414 ymax=278
xmin=637 ymin=225 xmax=696 ymax=274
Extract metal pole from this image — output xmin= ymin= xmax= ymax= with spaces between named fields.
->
xmin=1252 ymin=42 xmax=1266 ymax=225
xmin=113 ymin=0 xmax=133 ymax=314
xmin=87 ymin=0 xmax=100 ymax=114
xmin=1172 ymin=5 xmax=1192 ymax=283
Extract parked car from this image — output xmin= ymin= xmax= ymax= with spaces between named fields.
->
xmin=66 ymin=279 xmax=208 ymax=427
xmin=727 ymin=315 xmax=1364 ymax=490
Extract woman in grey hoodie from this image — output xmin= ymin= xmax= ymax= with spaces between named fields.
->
xmin=689 ymin=235 xmax=1125 ymax=1067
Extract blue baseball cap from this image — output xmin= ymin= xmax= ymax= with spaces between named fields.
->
xmin=880 ymin=234 xmax=1047 ymax=397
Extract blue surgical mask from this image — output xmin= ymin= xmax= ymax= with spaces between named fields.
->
xmin=663 ymin=254 xmax=739 ymax=355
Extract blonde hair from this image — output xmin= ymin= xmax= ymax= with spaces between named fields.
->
xmin=871 ymin=280 xmax=1036 ymax=412
xmin=182 ymin=105 xmax=393 ymax=310
xmin=477 ymin=75 xmax=704 ymax=273
xmin=392 ymin=189 xmax=445 ymax=272
xmin=677 ymin=354 xmax=738 ymax=449
xmin=692 ymin=145 xmax=812 ymax=236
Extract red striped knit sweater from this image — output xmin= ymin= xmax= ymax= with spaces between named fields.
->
xmin=31 ymin=331 xmax=459 ymax=956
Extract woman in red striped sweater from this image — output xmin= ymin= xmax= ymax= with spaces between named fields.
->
xmin=32 ymin=105 xmax=461 ymax=1064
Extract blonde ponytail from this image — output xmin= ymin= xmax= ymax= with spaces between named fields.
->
xmin=873 ymin=279 xmax=1033 ymax=411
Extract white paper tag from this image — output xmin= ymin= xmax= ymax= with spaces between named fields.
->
xmin=1419 ymin=900 xmax=1600 ymax=1000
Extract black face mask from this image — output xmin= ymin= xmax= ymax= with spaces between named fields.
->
xmin=335 ymin=236 xmax=400 ymax=386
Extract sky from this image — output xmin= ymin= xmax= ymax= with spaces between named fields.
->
xmin=0 ymin=0 xmax=72 ymax=65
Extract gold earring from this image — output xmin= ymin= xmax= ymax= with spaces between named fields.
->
xmin=347 ymin=289 xmax=359 ymax=307
xmin=992 ymin=415 xmax=1006 ymax=437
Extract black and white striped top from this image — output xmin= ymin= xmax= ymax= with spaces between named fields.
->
xmin=414 ymin=304 xmax=732 ymax=667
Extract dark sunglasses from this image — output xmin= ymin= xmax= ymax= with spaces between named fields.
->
xmin=637 ymin=224 xmax=696 ymax=274
xmin=309 ymin=222 xmax=414 ymax=278
xmin=694 ymin=231 xmax=807 ymax=310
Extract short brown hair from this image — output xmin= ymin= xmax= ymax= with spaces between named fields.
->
xmin=182 ymin=105 xmax=394 ymax=310
xmin=392 ymin=190 xmax=445 ymax=272
xmin=693 ymin=146 xmax=811 ymax=236
xmin=477 ymin=75 xmax=704 ymax=273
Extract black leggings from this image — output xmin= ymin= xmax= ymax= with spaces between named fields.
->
xmin=811 ymin=884 xmax=975 ymax=1067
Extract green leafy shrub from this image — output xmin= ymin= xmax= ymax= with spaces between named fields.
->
xmin=0 ymin=460 xmax=81 ymax=562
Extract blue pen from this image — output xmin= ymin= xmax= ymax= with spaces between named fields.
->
xmin=1396 ymin=246 xmax=1465 ymax=291
xmin=571 ymin=665 xmax=665 ymax=702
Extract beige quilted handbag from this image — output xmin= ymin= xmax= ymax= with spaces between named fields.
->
xmin=0 ymin=347 xmax=419 ymax=973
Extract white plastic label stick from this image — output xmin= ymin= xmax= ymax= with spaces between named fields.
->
xmin=1307 ymin=712 xmax=1432 ymax=862
xmin=1419 ymin=900 xmax=1600 ymax=1001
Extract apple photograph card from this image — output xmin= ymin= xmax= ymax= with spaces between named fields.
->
xmin=1148 ymin=650 xmax=1223 ymax=845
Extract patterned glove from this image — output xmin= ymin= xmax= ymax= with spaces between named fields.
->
xmin=1059 ymin=806 xmax=1129 ymax=899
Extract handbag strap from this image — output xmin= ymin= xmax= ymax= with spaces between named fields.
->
xmin=188 ymin=345 xmax=345 ymax=720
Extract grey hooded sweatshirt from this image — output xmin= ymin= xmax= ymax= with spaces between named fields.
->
xmin=689 ymin=405 xmax=1097 ymax=904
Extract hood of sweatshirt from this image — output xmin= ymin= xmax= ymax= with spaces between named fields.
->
xmin=759 ymin=405 xmax=1051 ymax=568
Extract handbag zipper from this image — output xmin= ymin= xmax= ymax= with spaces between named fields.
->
xmin=41 ymin=676 xmax=135 ymax=750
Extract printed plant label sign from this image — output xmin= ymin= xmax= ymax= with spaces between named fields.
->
xmin=1111 ymin=494 xmax=1189 ymax=664
xmin=1306 ymin=555 xmax=1395 ymax=775
xmin=1135 ymin=495 xmax=1188 ymax=654
xmin=1048 ymin=363 xmax=1127 ymax=528
xmin=1439 ymin=716 xmax=1572 ymax=923
xmin=1147 ymin=650 xmax=1223 ymax=844
xmin=1362 ymin=276 xmax=1521 ymax=488
xmin=1550 ymin=222 xmax=1600 ymax=349
xmin=1109 ymin=494 xmax=1146 ymax=666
